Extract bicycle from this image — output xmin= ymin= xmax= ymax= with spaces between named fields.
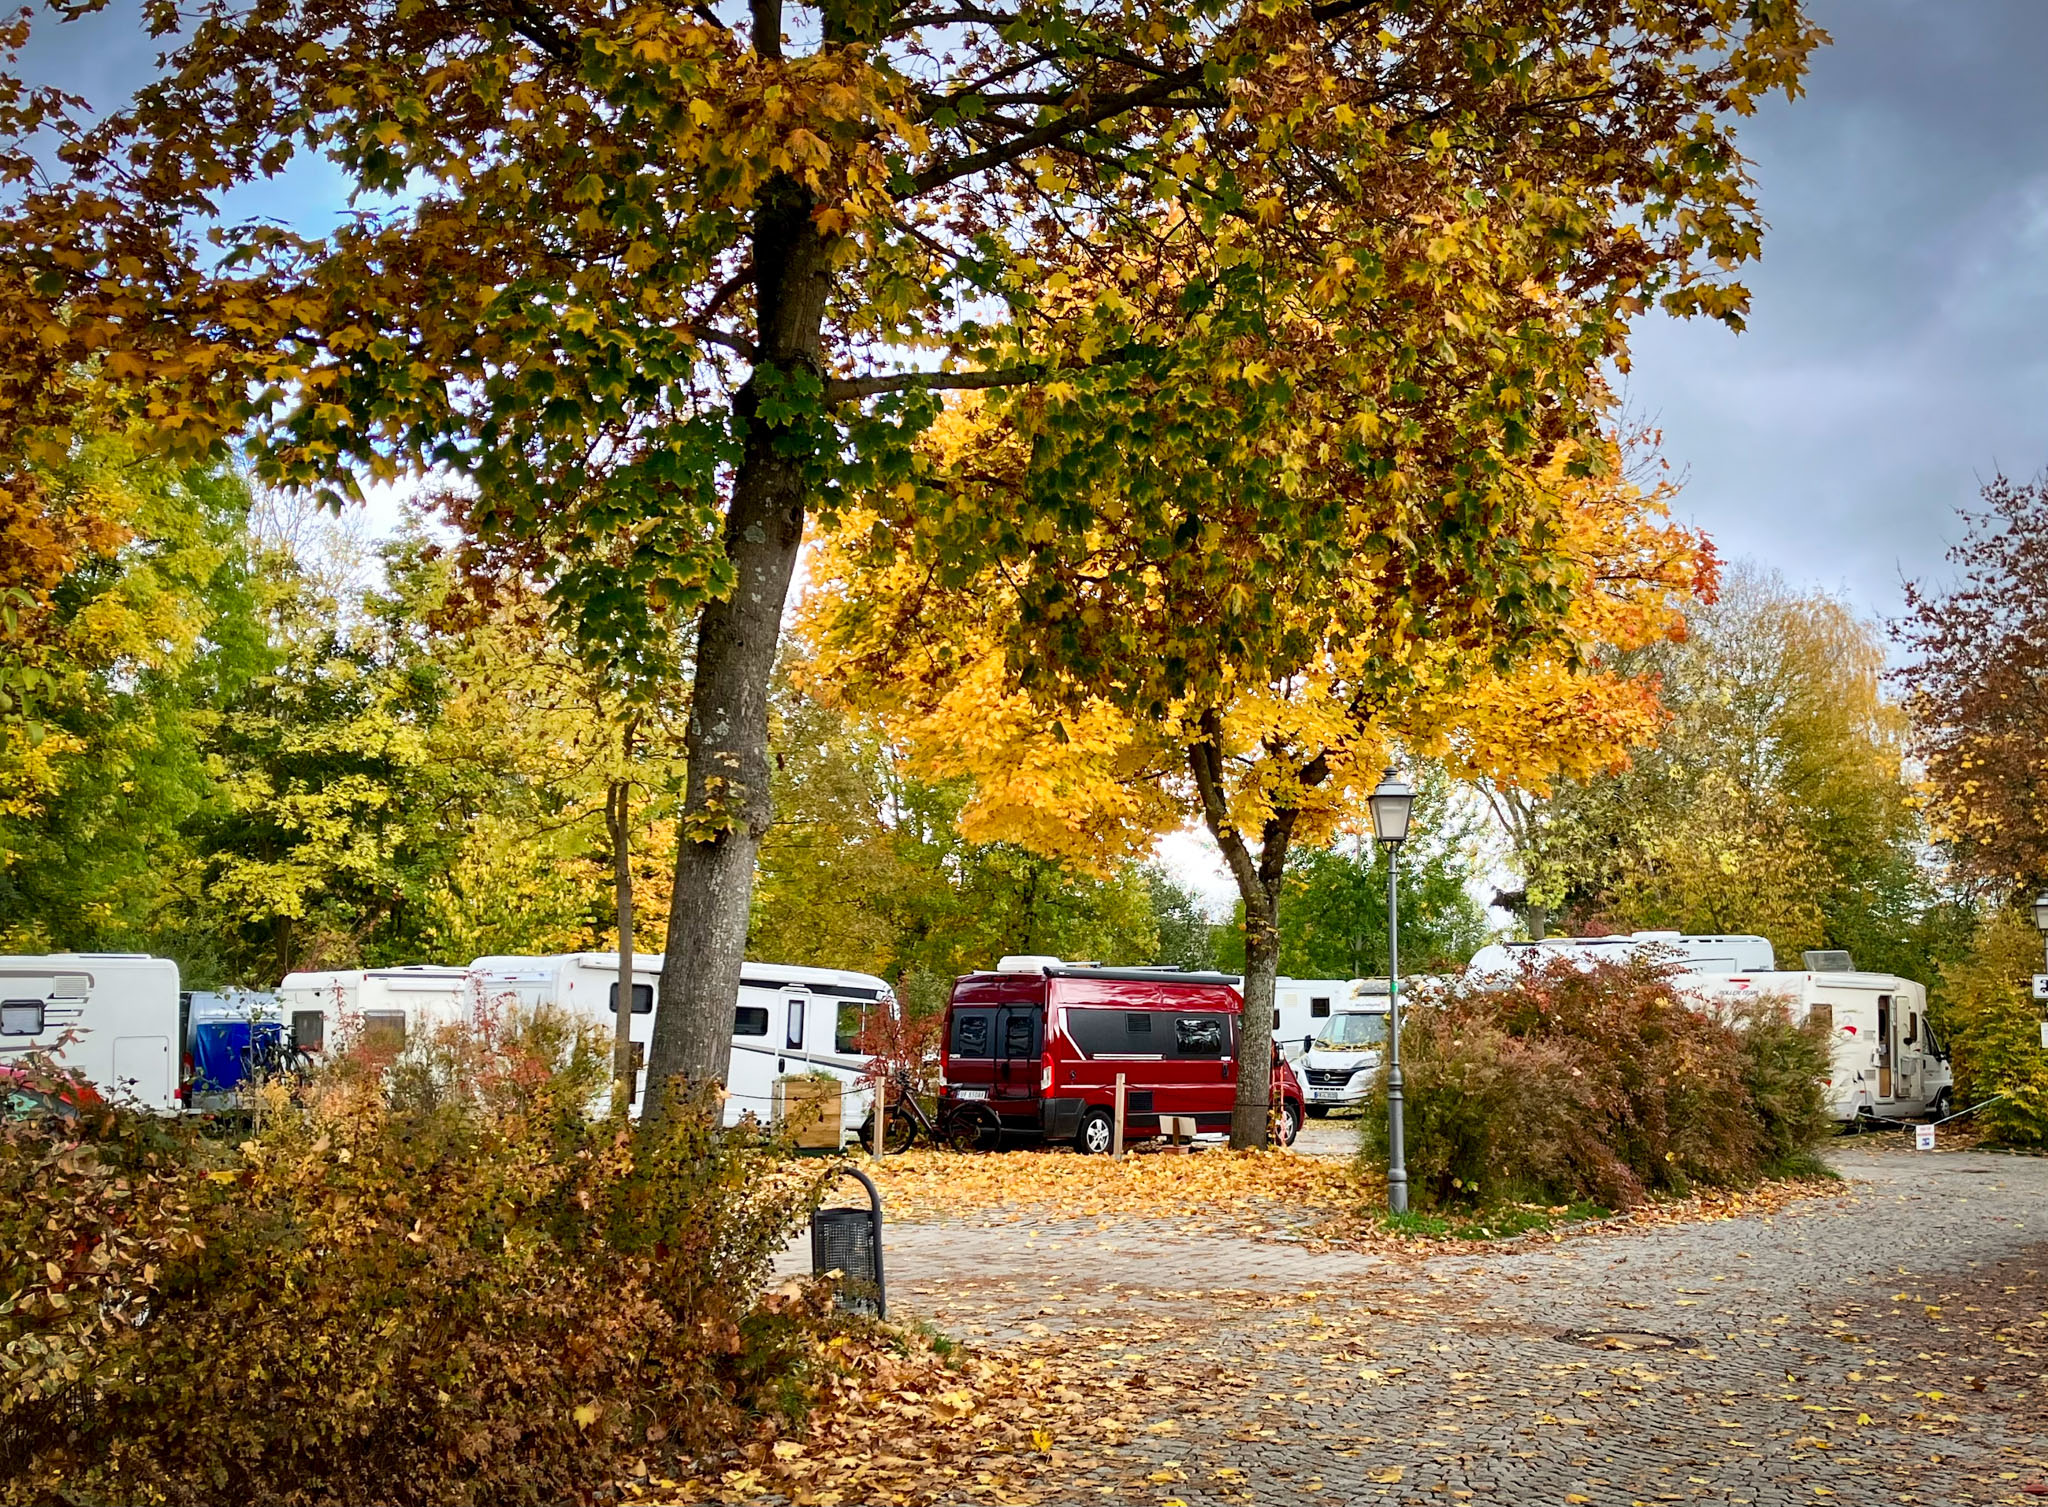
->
xmin=871 ymin=1068 xmax=998 ymax=1153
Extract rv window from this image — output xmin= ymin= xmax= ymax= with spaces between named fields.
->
xmin=1274 ymin=1009 xmax=1282 ymax=1031
xmin=1003 ymin=1013 xmax=1037 ymax=1058
xmin=1310 ymin=997 xmax=1331 ymax=1019
xmin=953 ymin=1012 xmax=991 ymax=1058
xmin=0 ymin=999 xmax=44 ymax=1036
xmin=362 ymin=1011 xmax=407 ymax=1051
xmin=608 ymin=981 xmax=655 ymax=1015
xmin=1806 ymin=1003 xmax=1832 ymax=1033
xmin=733 ymin=1006 xmax=769 ymax=1037
xmin=835 ymin=1002 xmax=864 ymax=1056
xmin=1127 ymin=1012 xmax=1152 ymax=1035
xmin=1906 ymin=1012 xmax=1918 ymax=1046
xmin=292 ymin=1010 xmax=325 ymax=1053
xmin=786 ymin=998 xmax=804 ymax=1050
xmin=1175 ymin=1016 xmax=1226 ymax=1058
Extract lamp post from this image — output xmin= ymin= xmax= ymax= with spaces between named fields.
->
xmin=1368 ymin=768 xmax=1416 ymax=1216
xmin=2034 ymin=893 xmax=2048 ymax=972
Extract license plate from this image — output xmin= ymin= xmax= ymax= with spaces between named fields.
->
xmin=1312 ymin=1088 xmax=1345 ymax=1101
xmin=952 ymin=1087 xmax=987 ymax=1101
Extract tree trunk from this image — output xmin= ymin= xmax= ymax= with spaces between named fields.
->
xmin=1234 ymin=874 xmax=1282 ymax=1149
xmin=1187 ymin=711 xmax=1326 ymax=1150
xmin=644 ymin=160 xmax=832 ymax=1122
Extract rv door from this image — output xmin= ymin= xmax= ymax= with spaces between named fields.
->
xmin=992 ymin=1005 xmax=1040 ymax=1102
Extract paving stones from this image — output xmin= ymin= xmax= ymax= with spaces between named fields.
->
xmin=837 ymin=1147 xmax=2048 ymax=1505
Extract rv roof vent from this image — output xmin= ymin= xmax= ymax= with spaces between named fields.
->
xmin=1803 ymin=949 xmax=1854 ymax=973
xmin=1630 ymin=931 xmax=1683 ymax=941
xmin=996 ymin=954 xmax=1062 ymax=975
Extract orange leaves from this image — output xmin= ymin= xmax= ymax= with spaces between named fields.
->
xmin=864 ymin=1146 xmax=1358 ymax=1236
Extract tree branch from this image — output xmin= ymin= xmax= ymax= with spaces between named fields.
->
xmin=823 ymin=365 xmax=1045 ymax=401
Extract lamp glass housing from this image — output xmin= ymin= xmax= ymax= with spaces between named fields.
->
xmin=1368 ymin=771 xmax=1416 ymax=847
xmin=2033 ymin=893 xmax=2048 ymax=934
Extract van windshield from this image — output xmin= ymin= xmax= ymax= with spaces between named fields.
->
xmin=1315 ymin=1013 xmax=1387 ymax=1050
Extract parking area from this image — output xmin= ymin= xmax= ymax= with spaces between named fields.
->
xmin=844 ymin=1145 xmax=2048 ymax=1505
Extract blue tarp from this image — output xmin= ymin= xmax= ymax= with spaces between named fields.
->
xmin=190 ymin=1019 xmax=286 ymax=1092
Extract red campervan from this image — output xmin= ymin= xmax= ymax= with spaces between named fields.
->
xmin=938 ymin=959 xmax=1304 ymax=1153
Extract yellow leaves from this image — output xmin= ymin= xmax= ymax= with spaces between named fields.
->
xmin=1371 ymin=1466 xmax=1406 ymax=1483
xmin=573 ymin=1401 xmax=602 ymax=1428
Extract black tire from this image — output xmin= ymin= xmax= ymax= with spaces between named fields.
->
xmin=1277 ymin=1099 xmax=1301 ymax=1147
xmin=1306 ymin=1105 xmax=1329 ymax=1120
xmin=945 ymin=1103 xmax=1000 ymax=1153
xmin=1931 ymin=1089 xmax=1953 ymax=1122
xmin=884 ymin=1110 xmax=920 ymax=1155
xmin=1076 ymin=1108 xmax=1115 ymax=1156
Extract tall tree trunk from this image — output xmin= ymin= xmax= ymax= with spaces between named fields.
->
xmin=1189 ymin=712 xmax=1328 ymax=1149
xmin=644 ymin=149 xmax=832 ymax=1120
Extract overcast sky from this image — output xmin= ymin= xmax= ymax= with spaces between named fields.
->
xmin=1626 ymin=0 xmax=2048 ymax=627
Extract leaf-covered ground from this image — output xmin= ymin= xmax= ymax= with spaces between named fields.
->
xmin=646 ymin=1145 xmax=2048 ymax=1506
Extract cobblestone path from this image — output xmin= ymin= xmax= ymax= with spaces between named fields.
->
xmin=871 ymin=1145 xmax=2048 ymax=1505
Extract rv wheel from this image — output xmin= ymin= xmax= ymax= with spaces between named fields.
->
xmin=1077 ymin=1108 xmax=1115 ymax=1156
xmin=1306 ymin=1105 xmax=1329 ymax=1119
xmin=1278 ymin=1100 xmax=1301 ymax=1147
xmin=1932 ymin=1089 xmax=1953 ymax=1121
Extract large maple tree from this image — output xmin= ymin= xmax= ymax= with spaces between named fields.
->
xmin=2 ymin=0 xmax=1819 ymax=1108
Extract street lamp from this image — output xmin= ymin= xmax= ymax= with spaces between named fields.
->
xmin=1369 ymin=768 xmax=1416 ymax=1216
xmin=2034 ymin=893 xmax=2048 ymax=970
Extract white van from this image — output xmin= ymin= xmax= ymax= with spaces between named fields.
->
xmin=0 ymin=953 xmax=181 ymax=1111
xmin=1468 ymin=930 xmax=1777 ymax=980
xmin=468 ymin=953 xmax=884 ymax=1143
xmin=1298 ymin=989 xmax=1392 ymax=1115
xmin=274 ymin=965 xmax=474 ymax=1061
xmin=1690 ymin=969 xmax=1952 ymax=1122
xmin=1272 ymin=977 xmax=1356 ymax=1066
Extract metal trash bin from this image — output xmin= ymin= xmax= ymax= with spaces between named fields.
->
xmin=811 ymin=1164 xmax=886 ymax=1318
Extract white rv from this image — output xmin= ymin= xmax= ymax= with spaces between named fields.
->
xmin=469 ymin=953 xmax=884 ymax=1143
xmin=1468 ymin=930 xmax=1777 ymax=980
xmin=1298 ymin=986 xmax=1392 ymax=1115
xmin=0 ymin=953 xmax=181 ymax=1111
xmin=1690 ymin=969 xmax=1952 ymax=1122
xmin=274 ymin=965 xmax=474 ymax=1060
xmin=1272 ymin=977 xmax=1357 ymax=1066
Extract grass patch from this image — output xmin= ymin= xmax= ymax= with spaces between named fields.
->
xmin=1378 ymin=1200 xmax=1611 ymax=1241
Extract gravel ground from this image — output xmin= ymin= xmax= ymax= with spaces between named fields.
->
xmin=829 ymin=1143 xmax=2048 ymax=1505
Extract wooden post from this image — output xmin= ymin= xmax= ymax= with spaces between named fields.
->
xmin=871 ymin=1078 xmax=887 ymax=1159
xmin=1113 ymin=1073 xmax=1126 ymax=1160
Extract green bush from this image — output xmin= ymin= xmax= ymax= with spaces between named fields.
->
xmin=1 ymin=1014 xmax=821 ymax=1506
xmin=1938 ymin=908 xmax=2048 ymax=1147
xmin=1364 ymin=955 xmax=1832 ymax=1211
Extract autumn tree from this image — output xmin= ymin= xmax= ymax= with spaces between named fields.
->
xmin=1487 ymin=563 xmax=1932 ymax=974
xmin=1895 ymin=475 xmax=2048 ymax=897
xmin=4 ymin=0 xmax=1821 ymax=1111
xmin=805 ymin=407 xmax=1713 ymax=1145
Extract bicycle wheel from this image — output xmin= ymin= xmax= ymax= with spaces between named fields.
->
xmin=884 ymin=1107 xmax=921 ymax=1154
xmin=944 ymin=1102 xmax=1001 ymax=1153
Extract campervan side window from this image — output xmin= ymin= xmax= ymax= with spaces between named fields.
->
xmin=1175 ymin=1016 xmax=1226 ymax=1058
xmin=835 ymin=1002 xmax=864 ymax=1056
xmin=734 ymin=1006 xmax=769 ymax=1037
xmin=292 ymin=1010 xmax=325 ymax=1053
xmin=0 ymin=999 xmax=43 ymax=1036
xmin=786 ymin=998 xmax=804 ymax=1050
xmin=1310 ymin=997 xmax=1331 ymax=1019
xmin=609 ymin=981 xmax=655 ymax=1015
xmin=1906 ymin=1012 xmax=1918 ymax=1046
xmin=363 ymin=1011 xmax=407 ymax=1051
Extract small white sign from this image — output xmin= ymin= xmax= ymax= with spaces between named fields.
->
xmin=2041 ymin=1019 xmax=2048 ymax=1050
xmin=2033 ymin=974 xmax=2048 ymax=1002
xmin=1915 ymin=1124 xmax=1936 ymax=1151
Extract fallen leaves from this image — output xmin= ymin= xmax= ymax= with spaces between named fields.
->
xmin=863 ymin=1147 xmax=1359 ymax=1238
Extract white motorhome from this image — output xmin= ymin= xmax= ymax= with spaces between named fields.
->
xmin=0 ymin=953 xmax=181 ymax=1111
xmin=469 ymin=953 xmax=884 ymax=1143
xmin=1299 ymin=986 xmax=1392 ymax=1115
xmin=1468 ymin=931 xmax=1777 ymax=980
xmin=1690 ymin=969 xmax=1952 ymax=1122
xmin=1272 ymin=977 xmax=1358 ymax=1065
xmin=274 ymin=965 xmax=474 ymax=1060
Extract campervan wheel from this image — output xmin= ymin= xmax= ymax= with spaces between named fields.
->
xmin=943 ymin=1102 xmax=1002 ymax=1153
